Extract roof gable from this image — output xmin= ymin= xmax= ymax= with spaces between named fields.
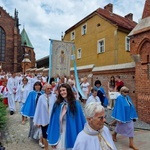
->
xmin=21 ymin=28 xmax=33 ymax=48
xmin=96 ymin=8 xmax=137 ymax=31
xmin=129 ymin=0 xmax=150 ymax=36
xmin=65 ymin=5 xmax=136 ymax=34
xmin=0 ymin=7 xmax=14 ymax=20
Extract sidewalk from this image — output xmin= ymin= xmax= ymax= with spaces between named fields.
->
xmin=1 ymin=102 xmax=150 ymax=150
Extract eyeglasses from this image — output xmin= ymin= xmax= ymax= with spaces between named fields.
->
xmin=99 ymin=115 xmax=107 ymax=120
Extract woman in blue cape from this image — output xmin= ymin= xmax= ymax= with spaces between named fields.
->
xmin=111 ymin=86 xmax=138 ymax=150
xmin=47 ymin=83 xmax=86 ymax=150
xmin=21 ymin=81 xmax=44 ymax=143
xmin=94 ymin=80 xmax=108 ymax=107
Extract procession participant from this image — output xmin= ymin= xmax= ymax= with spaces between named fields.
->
xmin=18 ymin=77 xmax=31 ymax=124
xmin=21 ymin=81 xmax=43 ymax=138
xmin=86 ymin=88 xmax=101 ymax=104
xmin=68 ymin=80 xmax=79 ymax=100
xmin=33 ymin=83 xmax=57 ymax=150
xmin=73 ymin=102 xmax=117 ymax=150
xmin=114 ymin=76 xmax=124 ymax=92
xmin=94 ymin=80 xmax=108 ymax=107
xmin=112 ymin=86 xmax=138 ymax=150
xmin=0 ymin=79 xmax=8 ymax=106
xmin=47 ymin=83 xmax=86 ymax=150
xmin=81 ymin=77 xmax=90 ymax=104
xmin=7 ymin=72 xmax=20 ymax=115
xmin=107 ymin=76 xmax=116 ymax=109
xmin=68 ymin=74 xmax=75 ymax=86
xmin=21 ymin=81 xmax=44 ymax=147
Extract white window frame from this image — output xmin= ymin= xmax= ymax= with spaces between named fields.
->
xmin=81 ymin=23 xmax=87 ymax=35
xmin=97 ymin=38 xmax=105 ymax=53
xmin=125 ymin=36 xmax=130 ymax=51
xmin=71 ymin=31 xmax=75 ymax=40
xmin=77 ymin=48 xmax=82 ymax=59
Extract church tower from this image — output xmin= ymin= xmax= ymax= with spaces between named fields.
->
xmin=21 ymin=28 xmax=35 ymax=74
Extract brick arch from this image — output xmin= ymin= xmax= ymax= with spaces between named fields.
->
xmin=137 ymin=38 xmax=150 ymax=54
xmin=0 ymin=26 xmax=6 ymax=33
xmin=137 ymin=38 xmax=150 ymax=64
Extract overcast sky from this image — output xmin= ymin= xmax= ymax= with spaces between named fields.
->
xmin=0 ymin=0 xmax=145 ymax=60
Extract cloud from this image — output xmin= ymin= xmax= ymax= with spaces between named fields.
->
xmin=0 ymin=0 xmax=145 ymax=59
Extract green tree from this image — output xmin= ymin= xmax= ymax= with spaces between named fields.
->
xmin=0 ymin=96 xmax=7 ymax=130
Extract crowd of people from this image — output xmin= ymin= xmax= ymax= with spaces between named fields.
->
xmin=0 ymin=72 xmax=139 ymax=150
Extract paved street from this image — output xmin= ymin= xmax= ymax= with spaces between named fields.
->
xmin=1 ymin=102 xmax=150 ymax=150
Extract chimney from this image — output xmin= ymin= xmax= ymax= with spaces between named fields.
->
xmin=125 ymin=13 xmax=133 ymax=20
xmin=104 ymin=3 xmax=113 ymax=12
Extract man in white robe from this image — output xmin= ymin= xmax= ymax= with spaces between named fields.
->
xmin=33 ymin=83 xmax=57 ymax=150
xmin=7 ymin=72 xmax=20 ymax=115
xmin=73 ymin=102 xmax=117 ymax=150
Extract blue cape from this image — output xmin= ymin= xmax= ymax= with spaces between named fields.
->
xmin=111 ymin=95 xmax=138 ymax=123
xmin=21 ymin=90 xmax=43 ymax=117
xmin=47 ymin=100 xmax=86 ymax=148
xmin=95 ymin=86 xmax=109 ymax=107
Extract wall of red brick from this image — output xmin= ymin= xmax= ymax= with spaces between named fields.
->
xmin=92 ymin=68 xmax=136 ymax=106
xmin=130 ymin=31 xmax=150 ymax=124
xmin=0 ymin=8 xmax=22 ymax=72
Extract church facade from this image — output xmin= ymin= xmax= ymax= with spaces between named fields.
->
xmin=0 ymin=7 xmax=35 ymax=73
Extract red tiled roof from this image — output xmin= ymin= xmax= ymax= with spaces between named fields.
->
xmin=96 ymin=8 xmax=137 ymax=30
xmin=65 ymin=7 xmax=137 ymax=33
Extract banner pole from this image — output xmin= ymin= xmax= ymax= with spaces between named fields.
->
xmin=72 ymin=45 xmax=86 ymax=99
xmin=48 ymin=39 xmax=53 ymax=83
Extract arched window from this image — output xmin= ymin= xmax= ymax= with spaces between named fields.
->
xmin=0 ymin=27 xmax=6 ymax=61
xmin=28 ymin=50 xmax=31 ymax=60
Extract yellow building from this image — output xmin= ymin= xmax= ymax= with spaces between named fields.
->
xmin=63 ymin=3 xmax=137 ymax=68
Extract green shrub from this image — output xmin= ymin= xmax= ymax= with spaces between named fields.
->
xmin=0 ymin=96 xmax=7 ymax=130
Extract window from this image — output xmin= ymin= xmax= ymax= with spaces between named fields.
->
xmin=71 ymin=31 xmax=75 ymax=40
xmin=97 ymin=39 xmax=105 ymax=53
xmin=28 ymin=50 xmax=31 ymax=60
xmin=81 ymin=24 xmax=87 ymax=35
xmin=77 ymin=48 xmax=82 ymax=59
xmin=0 ymin=27 xmax=6 ymax=61
xmin=125 ymin=36 xmax=130 ymax=51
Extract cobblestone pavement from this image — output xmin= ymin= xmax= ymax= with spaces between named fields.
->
xmin=1 ymin=102 xmax=150 ymax=150
xmin=1 ymin=102 xmax=52 ymax=150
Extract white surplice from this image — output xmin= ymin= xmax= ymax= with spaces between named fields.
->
xmin=7 ymin=76 xmax=20 ymax=111
xmin=73 ymin=123 xmax=117 ymax=150
xmin=86 ymin=95 xmax=101 ymax=104
xmin=33 ymin=93 xmax=57 ymax=126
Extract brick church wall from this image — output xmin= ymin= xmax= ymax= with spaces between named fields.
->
xmin=0 ymin=8 xmax=22 ymax=72
xmin=130 ymin=31 xmax=150 ymax=124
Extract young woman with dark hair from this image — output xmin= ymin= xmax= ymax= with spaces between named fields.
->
xmin=47 ymin=83 xmax=86 ymax=150
xmin=94 ymin=80 xmax=108 ymax=107
xmin=21 ymin=81 xmax=45 ymax=148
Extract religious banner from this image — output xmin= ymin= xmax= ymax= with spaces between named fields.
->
xmin=49 ymin=40 xmax=74 ymax=78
